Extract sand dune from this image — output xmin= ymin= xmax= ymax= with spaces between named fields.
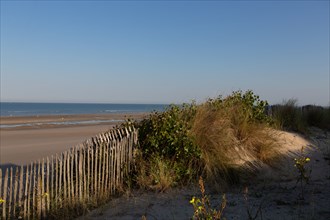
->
xmin=78 ymin=128 xmax=330 ymax=220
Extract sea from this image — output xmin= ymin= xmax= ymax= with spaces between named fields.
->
xmin=0 ymin=102 xmax=168 ymax=117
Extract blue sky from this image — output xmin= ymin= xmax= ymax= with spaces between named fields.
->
xmin=1 ymin=1 xmax=329 ymax=105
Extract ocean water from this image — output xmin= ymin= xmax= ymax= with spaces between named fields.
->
xmin=0 ymin=102 xmax=167 ymax=117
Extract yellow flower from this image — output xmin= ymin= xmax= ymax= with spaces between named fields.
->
xmin=0 ymin=198 xmax=5 ymax=204
xmin=190 ymin=197 xmax=195 ymax=204
xmin=305 ymin=157 xmax=310 ymax=162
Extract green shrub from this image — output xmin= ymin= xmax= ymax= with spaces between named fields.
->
xmin=136 ymin=104 xmax=201 ymax=182
xmin=205 ymin=90 xmax=271 ymax=124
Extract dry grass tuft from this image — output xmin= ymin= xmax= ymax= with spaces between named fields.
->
xmin=271 ymin=99 xmax=307 ymax=133
xmin=134 ymin=153 xmax=177 ymax=192
xmin=191 ymin=102 xmax=280 ymax=185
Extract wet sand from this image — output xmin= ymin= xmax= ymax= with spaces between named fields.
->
xmin=0 ymin=113 xmax=146 ymax=166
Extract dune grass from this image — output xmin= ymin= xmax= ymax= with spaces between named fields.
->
xmin=303 ymin=106 xmax=330 ymax=130
xmin=271 ymin=99 xmax=330 ymax=133
xmin=191 ymin=92 xmax=279 ymax=186
xmin=271 ymin=99 xmax=308 ymax=133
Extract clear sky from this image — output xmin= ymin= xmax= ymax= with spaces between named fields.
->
xmin=0 ymin=0 xmax=329 ymax=106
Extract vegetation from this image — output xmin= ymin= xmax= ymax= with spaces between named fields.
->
xmin=303 ymin=105 xmax=330 ymax=130
xmin=271 ymin=99 xmax=330 ymax=133
xmin=271 ymin=99 xmax=308 ymax=133
xmin=294 ymin=147 xmax=311 ymax=200
xmin=131 ymin=104 xmax=201 ymax=190
xmin=3 ymin=90 xmax=328 ymax=219
xmin=191 ymin=91 xmax=278 ymax=185
xmin=190 ymin=177 xmax=226 ymax=220
xmin=128 ymin=90 xmax=329 ymax=192
xmin=129 ymin=90 xmax=280 ymax=190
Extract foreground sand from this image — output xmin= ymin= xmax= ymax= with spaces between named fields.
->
xmin=78 ymin=128 xmax=330 ymax=219
xmin=0 ymin=113 xmax=146 ymax=166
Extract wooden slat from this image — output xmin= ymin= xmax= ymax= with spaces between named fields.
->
xmin=50 ymin=155 xmax=54 ymax=211
xmin=55 ymin=154 xmax=59 ymax=209
xmin=66 ymin=149 xmax=71 ymax=204
xmin=104 ymin=142 xmax=109 ymax=195
xmin=50 ymin=156 xmax=53 ymax=202
xmin=98 ymin=140 xmax=102 ymax=197
xmin=112 ymin=141 xmax=116 ymax=193
xmin=41 ymin=159 xmax=46 ymax=219
xmin=70 ymin=147 xmax=75 ymax=204
xmin=37 ymin=160 xmax=42 ymax=220
xmin=86 ymin=145 xmax=90 ymax=201
xmin=32 ymin=163 xmax=36 ymax=220
xmin=80 ymin=146 xmax=87 ymax=201
xmin=79 ymin=147 xmax=83 ymax=202
xmin=23 ymin=164 xmax=30 ymax=219
xmin=2 ymin=168 xmax=8 ymax=219
xmin=120 ymin=140 xmax=124 ymax=185
xmin=12 ymin=168 xmax=19 ymax=218
xmin=8 ymin=167 xmax=13 ymax=217
xmin=94 ymin=146 xmax=98 ymax=197
xmin=18 ymin=165 xmax=24 ymax=217
xmin=27 ymin=163 xmax=33 ymax=220
xmin=46 ymin=157 xmax=50 ymax=213
xmin=71 ymin=146 xmax=79 ymax=204
xmin=63 ymin=152 xmax=67 ymax=204
xmin=101 ymin=143 xmax=106 ymax=196
xmin=106 ymin=133 xmax=111 ymax=194
xmin=58 ymin=154 xmax=63 ymax=208
xmin=115 ymin=139 xmax=119 ymax=189
xmin=90 ymin=144 xmax=94 ymax=196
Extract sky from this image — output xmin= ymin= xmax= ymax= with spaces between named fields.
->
xmin=0 ymin=1 xmax=329 ymax=106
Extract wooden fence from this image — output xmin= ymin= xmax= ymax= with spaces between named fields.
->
xmin=0 ymin=126 xmax=138 ymax=219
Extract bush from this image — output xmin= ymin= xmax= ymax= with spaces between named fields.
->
xmin=132 ymin=90 xmax=280 ymax=189
xmin=205 ymin=90 xmax=270 ymax=123
xmin=136 ymin=104 xmax=201 ymax=182
xmin=191 ymin=91 xmax=278 ymax=185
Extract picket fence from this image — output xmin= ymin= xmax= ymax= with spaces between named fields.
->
xmin=0 ymin=126 xmax=138 ymax=219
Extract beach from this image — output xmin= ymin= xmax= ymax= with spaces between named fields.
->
xmin=0 ymin=113 xmax=146 ymax=166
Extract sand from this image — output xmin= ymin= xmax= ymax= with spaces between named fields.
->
xmin=2 ymin=113 xmax=329 ymax=219
xmin=77 ymin=128 xmax=330 ymax=220
xmin=0 ymin=113 xmax=146 ymax=166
